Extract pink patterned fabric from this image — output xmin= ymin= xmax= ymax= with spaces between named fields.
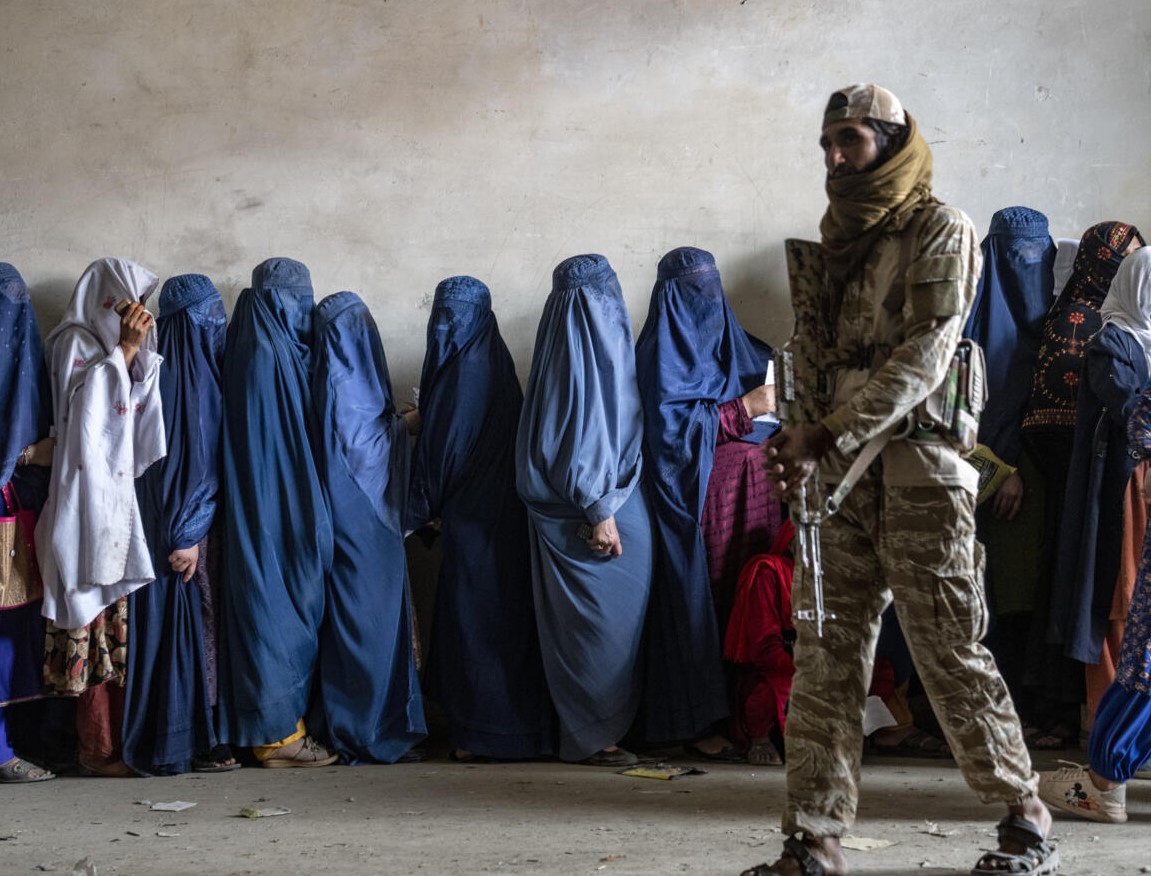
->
xmin=702 ymin=399 xmax=784 ymax=620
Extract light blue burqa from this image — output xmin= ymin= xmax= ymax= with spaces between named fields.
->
xmin=516 ymin=254 xmax=653 ymax=762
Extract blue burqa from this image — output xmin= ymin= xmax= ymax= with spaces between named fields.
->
xmin=0 ymin=264 xmax=49 ymax=492
xmin=217 ymin=258 xmax=334 ymax=746
xmin=124 ymin=274 xmax=225 ymax=774
xmin=308 ymin=291 xmax=426 ymax=763
xmin=963 ymin=207 xmax=1055 ymax=464
xmin=516 ymin=254 xmax=653 ymax=762
xmin=0 ymin=264 xmax=50 ymax=762
xmin=407 ymin=276 xmax=551 ymax=759
xmin=634 ymin=246 xmax=771 ymax=742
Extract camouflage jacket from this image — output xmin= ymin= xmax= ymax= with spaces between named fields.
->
xmin=785 ymin=202 xmax=981 ymax=491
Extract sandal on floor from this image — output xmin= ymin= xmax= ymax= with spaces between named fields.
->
xmin=261 ymin=737 xmax=338 ymax=769
xmin=0 ymin=756 xmax=56 ymax=783
xmin=970 ymin=814 xmax=1059 ymax=875
xmin=448 ymin=750 xmax=499 ymax=764
xmin=580 ymin=748 xmax=638 ymax=767
xmin=1023 ymin=723 xmax=1077 ymax=751
xmin=193 ymin=744 xmax=242 ymax=773
xmin=868 ymin=727 xmax=951 ymax=759
xmin=684 ymin=741 xmax=746 ymax=763
xmin=78 ymin=759 xmax=137 ymax=778
xmin=740 ymin=835 xmax=831 ymax=875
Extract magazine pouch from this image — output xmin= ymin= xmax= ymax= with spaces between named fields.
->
xmin=904 ymin=338 xmax=986 ymax=456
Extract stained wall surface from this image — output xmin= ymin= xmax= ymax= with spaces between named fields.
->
xmin=3 ymin=1 xmax=1149 ymax=389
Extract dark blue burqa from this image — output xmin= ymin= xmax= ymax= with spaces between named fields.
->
xmin=124 ymin=274 xmax=225 ymax=774
xmin=0 ymin=264 xmax=49 ymax=492
xmin=1050 ymin=325 xmax=1148 ymax=663
xmin=0 ymin=264 xmax=50 ymax=749
xmin=634 ymin=246 xmax=771 ymax=742
xmin=217 ymin=258 xmax=334 ymax=746
xmin=963 ymin=207 xmax=1055 ymax=464
xmin=308 ymin=291 xmax=426 ymax=763
xmin=516 ymin=254 xmax=653 ymax=762
xmin=407 ymin=276 xmax=551 ymax=759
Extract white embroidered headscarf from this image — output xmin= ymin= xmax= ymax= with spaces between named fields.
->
xmin=36 ymin=257 xmax=168 ymax=629
xmin=1101 ymin=246 xmax=1151 ymax=373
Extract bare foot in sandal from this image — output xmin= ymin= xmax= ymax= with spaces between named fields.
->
xmin=193 ymin=744 xmax=241 ymax=772
xmin=0 ymin=756 xmax=56 ymax=783
xmin=747 ymin=737 xmax=783 ymax=766
xmin=971 ymin=798 xmax=1057 ymax=875
xmin=741 ymin=834 xmax=849 ymax=876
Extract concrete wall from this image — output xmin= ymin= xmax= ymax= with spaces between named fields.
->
xmin=4 ymin=1 xmax=1150 ymax=391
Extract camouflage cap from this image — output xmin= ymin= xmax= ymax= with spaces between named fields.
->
xmin=823 ymin=83 xmax=906 ymax=128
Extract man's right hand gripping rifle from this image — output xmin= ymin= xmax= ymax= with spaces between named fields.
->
xmin=764 ymin=350 xmax=838 ymax=637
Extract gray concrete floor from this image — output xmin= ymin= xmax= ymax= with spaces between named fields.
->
xmin=1 ymin=748 xmax=1146 ymax=875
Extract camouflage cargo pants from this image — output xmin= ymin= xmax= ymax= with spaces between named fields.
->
xmin=782 ymin=475 xmax=1038 ymax=838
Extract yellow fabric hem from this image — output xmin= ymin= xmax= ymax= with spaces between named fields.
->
xmin=252 ymin=719 xmax=306 ymax=761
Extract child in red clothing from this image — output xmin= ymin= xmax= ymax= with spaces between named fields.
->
xmin=724 ymin=521 xmax=795 ymax=765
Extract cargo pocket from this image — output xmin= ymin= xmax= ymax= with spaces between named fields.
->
xmin=929 ymin=536 xmax=988 ymax=647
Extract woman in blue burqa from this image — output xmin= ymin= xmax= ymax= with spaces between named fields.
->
xmin=960 ymin=208 xmax=1055 ymax=717
xmin=634 ymin=246 xmax=774 ymax=760
xmin=217 ymin=258 xmax=337 ymax=767
xmin=307 ymin=291 xmax=426 ymax=763
xmin=123 ymin=274 xmax=237 ymax=774
xmin=0 ymin=263 xmax=55 ymax=783
xmin=407 ymin=275 xmax=551 ymax=763
xmin=516 ymin=254 xmax=653 ymax=767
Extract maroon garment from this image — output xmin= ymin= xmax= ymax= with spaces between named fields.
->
xmin=702 ymin=399 xmax=783 ymax=620
xmin=77 ymin=681 xmax=125 ymax=771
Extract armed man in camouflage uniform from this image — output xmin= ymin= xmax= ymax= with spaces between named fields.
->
xmin=743 ymin=85 xmax=1059 ymax=876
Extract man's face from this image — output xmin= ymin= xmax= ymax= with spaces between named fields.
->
xmin=820 ymin=119 xmax=881 ymax=178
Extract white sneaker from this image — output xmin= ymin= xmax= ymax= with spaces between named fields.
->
xmin=1037 ymin=760 xmax=1127 ymax=824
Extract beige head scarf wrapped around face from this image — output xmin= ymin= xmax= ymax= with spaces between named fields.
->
xmin=1100 ymin=246 xmax=1151 ymax=373
xmin=818 ymin=84 xmax=935 ymax=284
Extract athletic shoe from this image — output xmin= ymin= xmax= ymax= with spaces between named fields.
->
xmin=1037 ymin=760 xmax=1127 ymax=824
